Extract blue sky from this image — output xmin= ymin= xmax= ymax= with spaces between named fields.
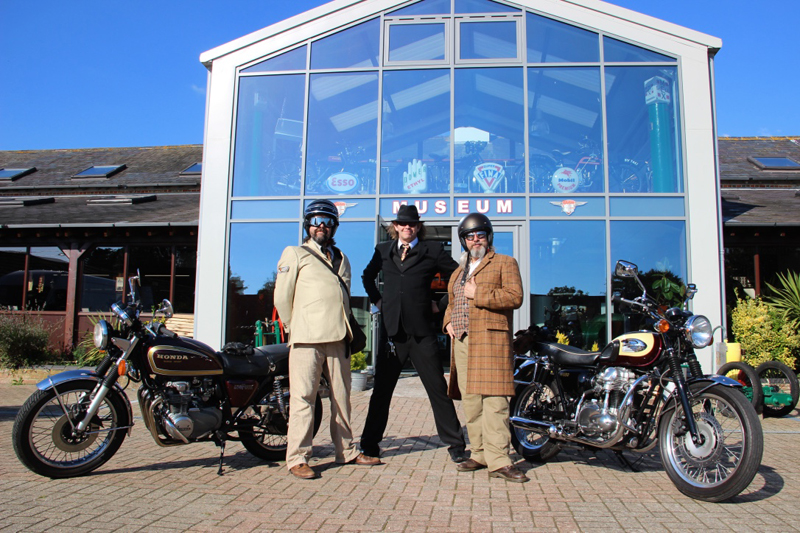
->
xmin=1 ymin=0 xmax=797 ymax=151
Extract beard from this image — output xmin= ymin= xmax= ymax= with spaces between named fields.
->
xmin=469 ymin=245 xmax=486 ymax=260
xmin=311 ymin=229 xmax=330 ymax=246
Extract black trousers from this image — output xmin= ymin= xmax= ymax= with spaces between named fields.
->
xmin=360 ymin=331 xmax=466 ymax=458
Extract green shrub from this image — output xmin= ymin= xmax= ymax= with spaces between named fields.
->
xmin=0 ymin=314 xmax=53 ymax=369
xmin=730 ymin=295 xmax=800 ymax=369
xmin=765 ymin=270 xmax=800 ymax=324
xmin=350 ymin=351 xmax=367 ymax=371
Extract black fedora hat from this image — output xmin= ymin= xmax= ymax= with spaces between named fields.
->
xmin=394 ymin=205 xmax=421 ymax=223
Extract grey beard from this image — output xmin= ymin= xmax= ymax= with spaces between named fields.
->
xmin=469 ymin=246 xmax=486 ymax=260
xmin=311 ymin=232 xmax=330 ymax=246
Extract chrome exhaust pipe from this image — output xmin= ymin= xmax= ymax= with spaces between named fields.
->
xmin=509 ymin=416 xmax=554 ymax=433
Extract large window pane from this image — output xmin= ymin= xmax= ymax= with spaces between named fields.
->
xmin=173 ymin=246 xmax=196 ymax=314
xmin=459 ymin=21 xmax=518 ymax=60
xmin=527 ymin=13 xmax=599 ymax=63
xmin=606 ymin=66 xmax=682 ymax=193
xmin=242 ymin=45 xmax=307 ymax=73
xmin=530 ymin=221 xmax=607 ymax=350
xmin=81 ymin=247 xmax=124 ymax=312
xmin=129 ymin=246 xmax=172 ymax=311
xmin=227 ymin=222 xmax=299 ymax=344
xmin=232 ymin=75 xmax=306 ymax=196
xmin=388 ymin=23 xmax=446 ymax=62
xmin=306 ymin=73 xmax=379 ymax=195
xmin=454 ymin=68 xmax=525 ymax=193
xmin=337 ymin=221 xmax=378 ymax=362
xmin=528 ymin=67 xmax=603 ymax=193
xmin=603 ymin=36 xmax=675 ymax=63
xmin=381 ymin=69 xmax=450 ymax=194
xmin=26 ymin=247 xmax=68 ymax=311
xmin=0 ymin=248 xmax=27 ymax=310
xmin=389 ymin=0 xmax=451 ymax=16
xmin=310 ymin=19 xmax=380 ymax=70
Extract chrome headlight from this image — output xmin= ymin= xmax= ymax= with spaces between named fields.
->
xmin=93 ymin=320 xmax=110 ymax=350
xmin=684 ymin=315 xmax=713 ymax=348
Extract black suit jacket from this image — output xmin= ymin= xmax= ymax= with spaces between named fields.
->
xmin=362 ymin=240 xmax=458 ymax=337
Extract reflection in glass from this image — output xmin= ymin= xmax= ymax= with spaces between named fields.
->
xmin=389 ymin=24 xmax=446 ymax=62
xmin=129 ymin=246 xmax=172 ymax=312
xmin=227 ymin=222 xmax=299 ymax=344
xmin=232 ymin=75 xmax=306 ymax=197
xmin=242 ymin=45 xmax=307 ymax=73
xmin=81 ymin=247 xmax=124 ymax=312
xmin=0 ymin=247 xmax=26 ymax=310
xmin=530 ymin=221 xmax=607 ymax=349
xmin=454 ymin=68 xmax=525 ymax=193
xmin=527 ymin=13 xmax=599 ymax=63
xmin=338 ymin=222 xmax=377 ymax=361
xmin=606 ymin=66 xmax=682 ymax=193
xmin=381 ymin=70 xmax=450 ymax=194
xmin=459 ymin=21 xmax=518 ymax=60
xmin=492 ymin=231 xmax=513 ymax=258
xmin=528 ymin=67 xmax=603 ymax=193
xmin=603 ymin=36 xmax=675 ymax=63
xmin=456 ymin=0 xmax=518 ymax=14
xmin=389 ymin=0 xmax=451 ymax=16
xmin=173 ymin=246 xmax=196 ymax=314
xmin=310 ymin=19 xmax=380 ymax=70
xmin=26 ymin=247 xmax=68 ymax=311
xmin=306 ymin=73 xmax=379 ymax=195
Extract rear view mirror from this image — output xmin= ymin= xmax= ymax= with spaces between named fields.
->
xmin=615 ymin=260 xmax=638 ymax=278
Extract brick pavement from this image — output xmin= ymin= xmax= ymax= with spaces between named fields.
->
xmin=1 ymin=376 xmax=800 ymax=532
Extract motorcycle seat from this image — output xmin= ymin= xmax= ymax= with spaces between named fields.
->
xmin=218 ymin=343 xmax=290 ymax=376
xmin=541 ymin=340 xmax=619 ymax=366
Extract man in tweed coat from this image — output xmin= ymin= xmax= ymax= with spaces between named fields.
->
xmin=443 ymin=213 xmax=528 ymax=483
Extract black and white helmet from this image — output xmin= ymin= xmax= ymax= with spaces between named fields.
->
xmin=457 ymin=212 xmax=493 ymax=251
xmin=303 ymin=199 xmax=340 ymax=238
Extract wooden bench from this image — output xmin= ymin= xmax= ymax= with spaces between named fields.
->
xmin=165 ymin=313 xmax=195 ymax=338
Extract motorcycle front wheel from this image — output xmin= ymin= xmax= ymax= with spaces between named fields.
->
xmin=659 ymin=382 xmax=763 ymax=502
xmin=12 ymin=380 xmax=129 ymax=478
xmin=510 ymin=382 xmax=562 ymax=462
xmin=240 ymin=392 xmax=323 ymax=461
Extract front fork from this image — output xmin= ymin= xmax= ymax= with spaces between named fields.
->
xmin=667 ymin=348 xmax=704 ymax=446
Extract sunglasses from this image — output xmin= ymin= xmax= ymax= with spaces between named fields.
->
xmin=464 ymin=231 xmax=487 ymax=241
xmin=394 ymin=221 xmax=418 ymax=227
xmin=308 ymin=216 xmax=336 ymax=228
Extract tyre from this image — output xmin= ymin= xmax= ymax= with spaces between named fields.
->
xmin=241 ymin=392 xmax=323 ymax=461
xmin=12 ymin=380 xmax=129 ymax=478
xmin=610 ymin=163 xmax=647 ymax=193
xmin=717 ymin=361 xmax=764 ymax=415
xmin=659 ymin=382 xmax=763 ymax=502
xmin=509 ymin=381 xmax=562 ymax=462
xmin=755 ymin=361 xmax=800 ymax=418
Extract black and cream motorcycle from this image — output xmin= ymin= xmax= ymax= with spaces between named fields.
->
xmin=510 ymin=260 xmax=763 ymax=502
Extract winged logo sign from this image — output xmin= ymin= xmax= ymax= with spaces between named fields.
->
xmin=550 ymin=199 xmax=587 ymax=215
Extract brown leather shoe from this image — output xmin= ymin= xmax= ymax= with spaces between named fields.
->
xmin=456 ymin=458 xmax=487 ymax=472
xmin=489 ymin=464 xmax=529 ymax=483
xmin=289 ymin=463 xmax=318 ymax=479
xmin=349 ymin=453 xmax=382 ymax=466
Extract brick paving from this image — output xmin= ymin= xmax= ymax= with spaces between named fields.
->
xmin=2 ymin=375 xmax=800 ymax=532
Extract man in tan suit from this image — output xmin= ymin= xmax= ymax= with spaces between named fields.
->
xmin=443 ymin=213 xmax=528 ymax=483
xmin=275 ymin=199 xmax=379 ymax=479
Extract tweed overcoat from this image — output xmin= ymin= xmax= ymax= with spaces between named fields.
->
xmin=443 ymin=251 xmax=523 ymax=398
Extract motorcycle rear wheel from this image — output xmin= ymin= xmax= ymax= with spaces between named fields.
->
xmin=659 ymin=382 xmax=763 ymax=502
xmin=12 ymin=380 xmax=129 ymax=478
xmin=510 ymin=382 xmax=562 ymax=462
xmin=240 ymin=393 xmax=323 ymax=461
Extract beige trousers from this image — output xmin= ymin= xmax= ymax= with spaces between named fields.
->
xmin=287 ymin=340 xmax=360 ymax=469
xmin=453 ymin=335 xmax=513 ymax=472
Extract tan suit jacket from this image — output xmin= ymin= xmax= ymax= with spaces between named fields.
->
xmin=444 ymin=251 xmax=523 ymax=397
xmin=274 ymin=245 xmax=353 ymax=347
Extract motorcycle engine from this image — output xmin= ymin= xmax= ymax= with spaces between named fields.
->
xmin=157 ymin=380 xmax=223 ymax=442
xmin=577 ymin=367 xmax=636 ymax=439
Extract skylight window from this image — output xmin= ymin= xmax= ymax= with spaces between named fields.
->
xmin=87 ymin=194 xmax=156 ymax=205
xmin=748 ymin=156 xmax=800 ymax=170
xmin=0 ymin=167 xmax=36 ymax=181
xmin=180 ymin=163 xmax=202 ymax=175
xmin=72 ymin=164 xmax=126 ymax=179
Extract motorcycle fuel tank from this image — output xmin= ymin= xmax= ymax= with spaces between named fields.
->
xmin=146 ymin=337 xmax=223 ymax=376
xmin=612 ymin=332 xmax=662 ymax=368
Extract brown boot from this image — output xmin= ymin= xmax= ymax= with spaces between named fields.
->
xmin=488 ymin=464 xmax=529 ymax=483
xmin=289 ymin=463 xmax=318 ymax=479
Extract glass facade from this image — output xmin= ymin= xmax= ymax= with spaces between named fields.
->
xmin=220 ymin=0 xmax=694 ymax=349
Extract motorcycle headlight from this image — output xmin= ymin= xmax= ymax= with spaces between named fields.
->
xmin=93 ymin=320 xmax=110 ymax=350
xmin=111 ymin=301 xmax=132 ymax=326
xmin=684 ymin=315 xmax=713 ymax=348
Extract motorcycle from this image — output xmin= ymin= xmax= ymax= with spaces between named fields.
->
xmin=509 ymin=260 xmax=763 ymax=502
xmin=12 ymin=272 xmax=322 ymax=478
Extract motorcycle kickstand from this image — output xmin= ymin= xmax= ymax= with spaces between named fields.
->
xmin=612 ymin=450 xmax=640 ymax=473
xmin=216 ymin=439 xmax=226 ymax=476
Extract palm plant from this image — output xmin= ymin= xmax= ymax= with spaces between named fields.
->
xmin=765 ymin=271 xmax=800 ymax=324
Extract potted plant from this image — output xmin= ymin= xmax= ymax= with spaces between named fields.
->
xmin=350 ymin=351 xmax=368 ymax=392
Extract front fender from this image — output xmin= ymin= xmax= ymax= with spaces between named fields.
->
xmin=658 ymin=375 xmax=744 ymax=421
xmin=37 ymin=369 xmax=134 ymax=435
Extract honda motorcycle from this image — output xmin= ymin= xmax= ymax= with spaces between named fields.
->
xmin=510 ymin=260 xmax=763 ymax=502
xmin=12 ymin=272 xmax=322 ymax=478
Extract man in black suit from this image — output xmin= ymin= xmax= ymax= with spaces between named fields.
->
xmin=360 ymin=205 xmax=467 ymax=463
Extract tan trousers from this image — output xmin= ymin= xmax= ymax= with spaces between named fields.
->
xmin=287 ymin=340 xmax=360 ymax=469
xmin=453 ymin=335 xmax=513 ymax=472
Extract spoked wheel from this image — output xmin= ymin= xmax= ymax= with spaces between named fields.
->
xmin=240 ymin=391 xmax=323 ymax=461
xmin=717 ymin=361 xmax=764 ymax=415
xmin=755 ymin=361 xmax=800 ymax=418
xmin=12 ymin=380 xmax=129 ymax=478
xmin=509 ymin=381 xmax=562 ymax=462
xmin=659 ymin=383 xmax=763 ymax=502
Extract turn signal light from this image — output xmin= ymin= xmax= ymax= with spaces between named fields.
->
xmin=117 ymin=360 xmax=127 ymax=376
xmin=656 ymin=319 xmax=671 ymax=333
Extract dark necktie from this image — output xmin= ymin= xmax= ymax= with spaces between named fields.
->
xmin=400 ymin=243 xmax=410 ymax=262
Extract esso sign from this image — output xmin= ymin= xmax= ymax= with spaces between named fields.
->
xmin=552 ymin=167 xmax=580 ymax=193
xmin=327 ymin=172 xmax=359 ymax=193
